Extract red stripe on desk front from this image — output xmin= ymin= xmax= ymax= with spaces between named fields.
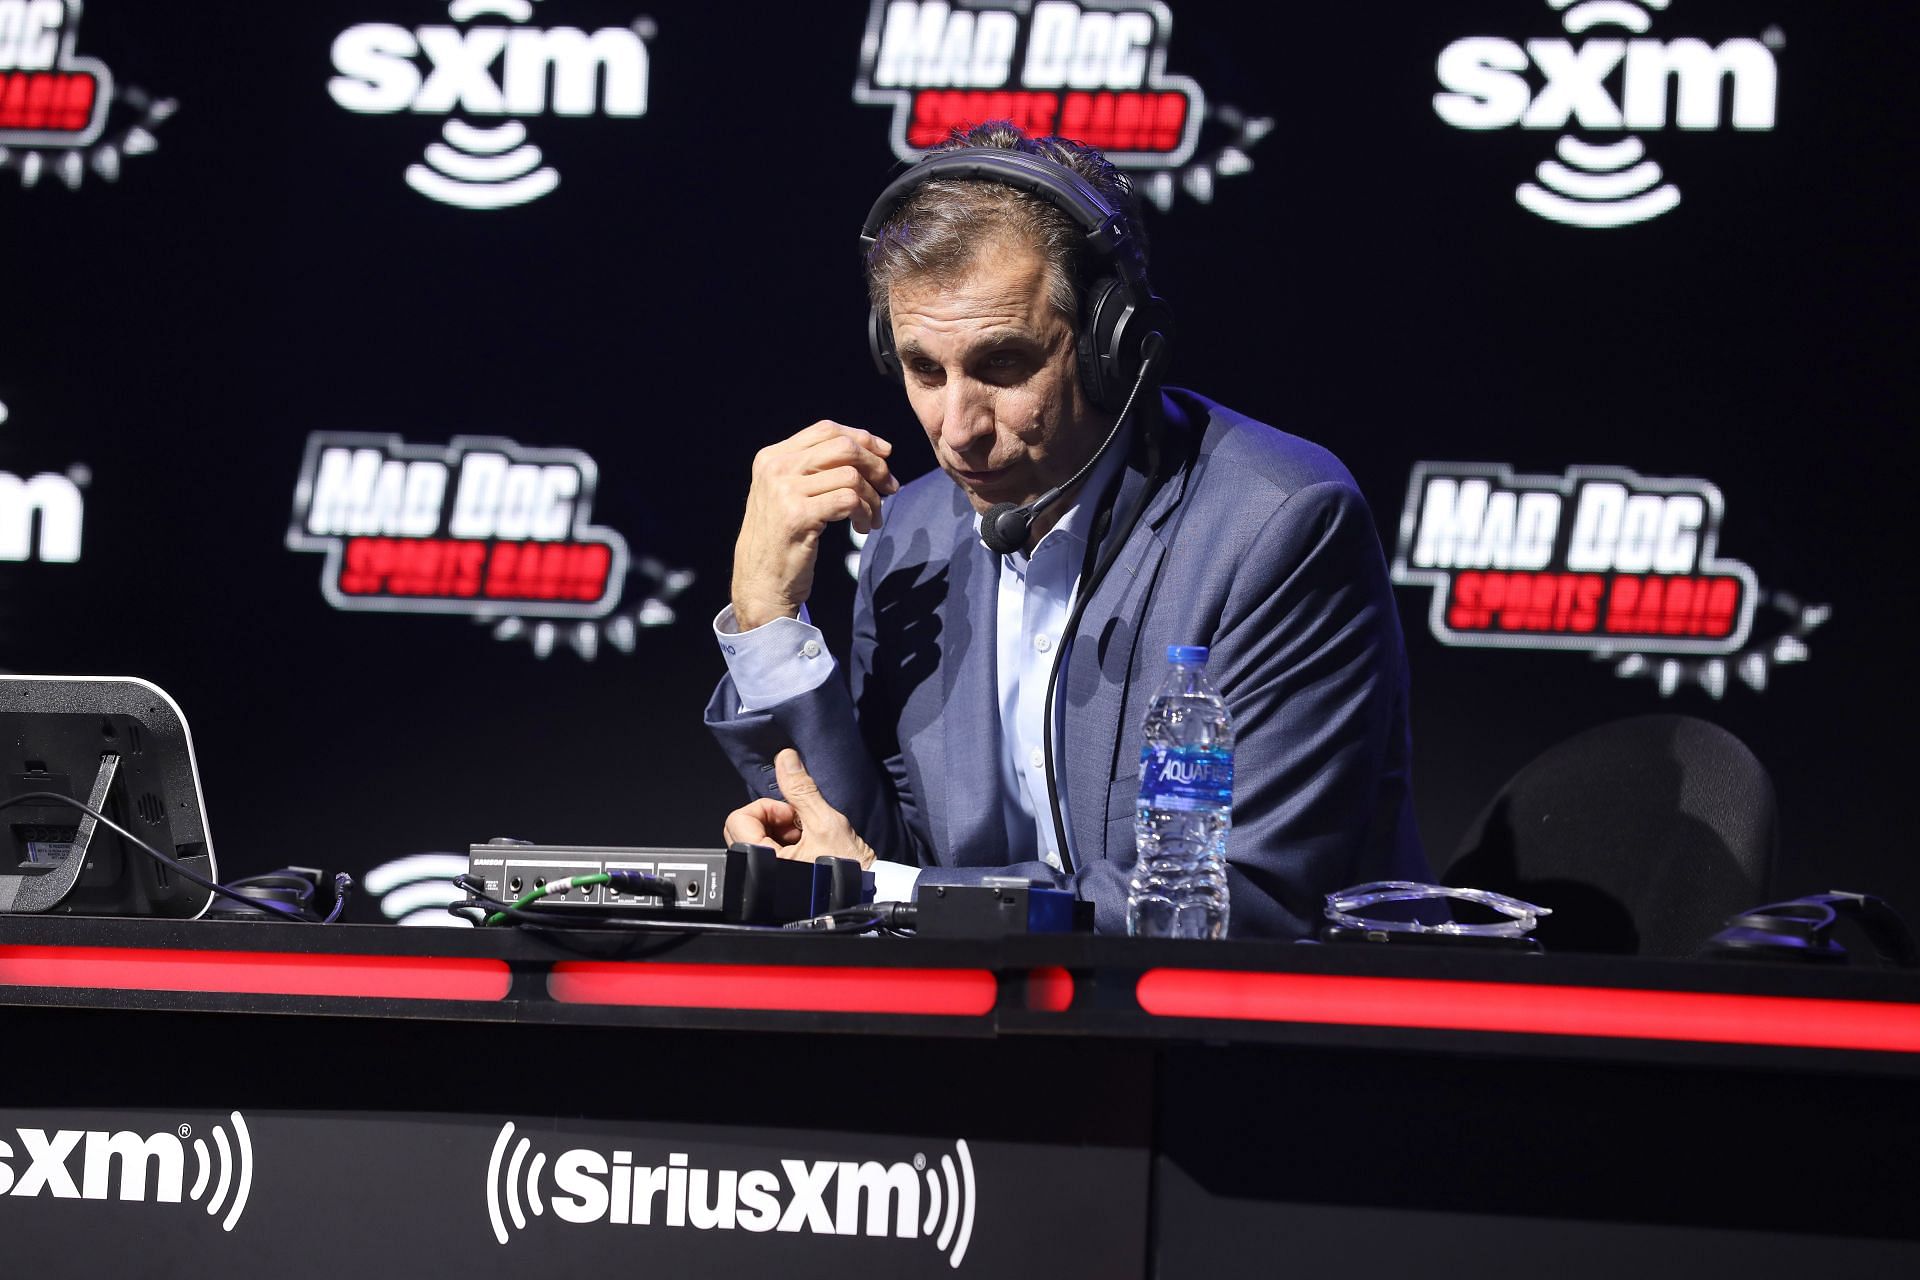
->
xmin=0 ymin=945 xmax=512 ymax=1002
xmin=549 ymin=961 xmax=998 ymax=1015
xmin=1135 ymin=969 xmax=1920 ymax=1054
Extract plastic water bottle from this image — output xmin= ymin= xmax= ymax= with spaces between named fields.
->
xmin=1128 ymin=645 xmax=1233 ymax=938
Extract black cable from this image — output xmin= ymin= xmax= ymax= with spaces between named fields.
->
xmin=224 ymin=872 xmax=316 ymax=911
xmin=500 ymin=906 xmax=785 ymax=935
xmin=447 ymin=876 xmax=786 ymax=935
xmin=781 ymin=901 xmax=916 ymax=935
xmin=1042 ymin=359 xmax=1170 ymax=873
xmin=319 ymin=874 xmax=353 ymax=923
xmin=0 ymin=791 xmax=349 ymax=923
xmin=604 ymin=869 xmax=677 ymax=901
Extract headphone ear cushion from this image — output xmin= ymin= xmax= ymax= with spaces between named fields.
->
xmin=869 ymin=306 xmax=901 ymax=381
xmin=1078 ymin=275 xmax=1126 ymax=411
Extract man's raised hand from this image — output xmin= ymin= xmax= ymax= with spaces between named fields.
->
xmin=731 ymin=421 xmax=897 ymax=631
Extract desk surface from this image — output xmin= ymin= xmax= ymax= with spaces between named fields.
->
xmin=3 ymin=917 xmax=1918 ymax=1279
xmin=2 ymin=913 xmax=1918 ymax=1070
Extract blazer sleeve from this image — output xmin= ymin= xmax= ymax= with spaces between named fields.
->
xmin=704 ymin=530 xmax=937 ymax=866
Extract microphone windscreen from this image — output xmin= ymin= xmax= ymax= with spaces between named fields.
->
xmin=980 ymin=502 xmax=1031 ymax=555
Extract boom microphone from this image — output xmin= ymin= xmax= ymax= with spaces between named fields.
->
xmin=979 ymin=334 xmax=1166 ymax=556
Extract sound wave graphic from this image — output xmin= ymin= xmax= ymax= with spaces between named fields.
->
xmin=1552 ymin=0 xmax=1668 ymax=36
xmin=186 ymin=1112 xmax=255 ymax=1233
xmin=365 ymin=852 xmax=472 ymax=927
xmin=405 ymin=119 xmax=560 ymax=211
xmin=926 ymin=1139 xmax=976 ymax=1268
xmin=1517 ymin=134 xmax=1680 ymax=227
xmin=449 ymin=0 xmax=537 ymax=19
xmin=487 ymin=1123 xmax=546 ymax=1244
xmin=1518 ymin=0 xmax=1679 ymax=228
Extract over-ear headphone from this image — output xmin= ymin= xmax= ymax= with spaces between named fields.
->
xmin=858 ymin=146 xmax=1172 ymax=412
xmin=1704 ymin=891 xmax=1919 ymax=966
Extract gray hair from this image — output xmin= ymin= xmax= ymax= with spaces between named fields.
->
xmin=863 ymin=122 xmax=1147 ymax=323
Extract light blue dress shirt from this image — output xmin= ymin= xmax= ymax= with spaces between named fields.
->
xmin=713 ymin=440 xmax=1130 ymax=901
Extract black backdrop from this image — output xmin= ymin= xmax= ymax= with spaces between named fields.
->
xmin=2 ymin=1 xmax=1913 ymax=923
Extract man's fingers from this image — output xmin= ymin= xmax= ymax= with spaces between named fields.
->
xmin=827 ymin=423 xmax=893 ymax=459
xmin=798 ymin=435 xmax=898 ymax=495
xmin=722 ymin=800 xmax=774 ymax=845
xmin=777 ymin=421 xmax=852 ymax=454
xmin=804 ymin=489 xmax=879 ymax=533
xmin=723 ymin=799 xmax=798 ymax=849
xmin=773 ymin=748 xmax=841 ymax=829
xmin=751 ymin=751 xmax=878 ymax=870
xmin=765 ymin=423 xmax=893 ymax=466
xmin=797 ymin=465 xmax=880 ymax=502
xmin=798 ymin=467 xmax=885 ymax=531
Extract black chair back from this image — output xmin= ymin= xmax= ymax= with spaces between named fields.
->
xmin=1444 ymin=715 xmax=1777 ymax=956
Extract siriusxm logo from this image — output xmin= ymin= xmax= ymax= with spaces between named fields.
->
xmin=0 ymin=1113 xmax=253 ymax=1232
xmin=486 ymin=1123 xmax=977 ymax=1268
xmin=328 ymin=0 xmax=653 ymax=210
xmin=1435 ymin=0 xmax=1780 ymax=227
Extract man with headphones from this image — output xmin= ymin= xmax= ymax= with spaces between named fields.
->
xmin=706 ymin=123 xmax=1428 ymax=938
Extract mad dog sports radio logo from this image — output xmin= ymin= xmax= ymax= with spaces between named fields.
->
xmin=1434 ymin=0 xmax=1781 ymax=228
xmin=287 ymin=433 xmax=691 ymax=660
xmin=0 ymin=0 xmax=176 ymax=188
xmin=486 ymin=1122 xmax=978 ymax=1268
xmin=1393 ymin=463 xmax=1826 ymax=697
xmin=855 ymin=1 xmax=1271 ymax=210
xmin=327 ymin=0 xmax=654 ymax=211
xmin=0 ymin=1111 xmax=253 ymax=1232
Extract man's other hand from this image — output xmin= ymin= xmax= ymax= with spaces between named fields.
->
xmin=722 ymin=748 xmax=877 ymax=870
xmin=732 ymin=421 xmax=898 ymax=630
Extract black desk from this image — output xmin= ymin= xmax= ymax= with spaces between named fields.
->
xmin=1 ymin=916 xmax=1916 ymax=1278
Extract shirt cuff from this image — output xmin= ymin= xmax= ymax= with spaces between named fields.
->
xmin=869 ymin=859 xmax=923 ymax=904
xmin=713 ymin=604 xmax=837 ymax=714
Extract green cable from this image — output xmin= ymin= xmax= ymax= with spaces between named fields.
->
xmin=486 ymin=871 xmax=613 ymax=926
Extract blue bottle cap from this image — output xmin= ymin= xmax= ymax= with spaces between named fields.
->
xmin=1168 ymin=645 xmax=1209 ymax=665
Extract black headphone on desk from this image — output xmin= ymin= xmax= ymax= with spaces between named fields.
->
xmin=1704 ymin=891 xmax=1919 ymax=966
xmin=858 ymin=146 xmax=1172 ymax=414
xmin=859 ymin=146 xmax=1173 ymax=554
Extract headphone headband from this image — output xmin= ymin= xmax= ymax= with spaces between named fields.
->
xmin=859 ymin=147 xmax=1150 ymax=290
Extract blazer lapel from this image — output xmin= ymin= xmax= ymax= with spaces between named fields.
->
xmin=1059 ymin=397 xmax=1195 ymax=866
xmin=936 ymin=501 xmax=1010 ymax=867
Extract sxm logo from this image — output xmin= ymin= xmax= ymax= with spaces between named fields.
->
xmin=1434 ymin=0 xmax=1779 ymax=227
xmin=486 ymin=1122 xmax=978 ymax=1268
xmin=328 ymin=0 xmax=653 ymax=210
xmin=0 ymin=468 xmax=82 ymax=562
xmin=0 ymin=1112 xmax=254 ymax=1232
xmin=0 ymin=398 xmax=87 ymax=563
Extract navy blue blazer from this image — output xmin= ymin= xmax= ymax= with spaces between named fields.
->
xmin=706 ymin=389 xmax=1429 ymax=938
